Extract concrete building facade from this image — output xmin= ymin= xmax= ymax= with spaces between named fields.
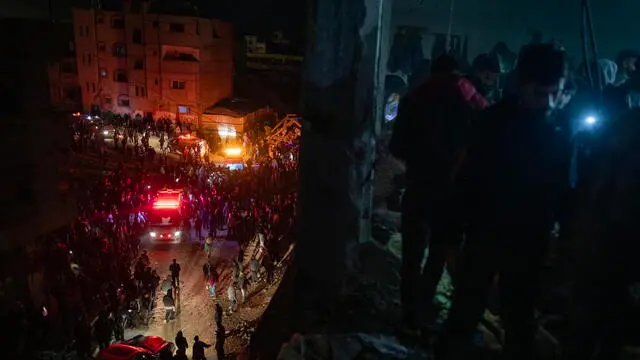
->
xmin=72 ymin=2 xmax=233 ymax=119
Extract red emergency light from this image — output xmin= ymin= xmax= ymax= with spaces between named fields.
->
xmin=153 ymin=200 xmax=180 ymax=209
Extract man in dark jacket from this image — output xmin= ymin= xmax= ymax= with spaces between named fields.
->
xmin=435 ymin=43 xmax=572 ymax=360
xmin=192 ymin=335 xmax=210 ymax=360
xmin=391 ymin=54 xmax=488 ymax=334
xmin=215 ymin=321 xmax=226 ymax=360
xmin=169 ymin=259 xmax=181 ymax=289
xmin=175 ymin=330 xmax=188 ymax=352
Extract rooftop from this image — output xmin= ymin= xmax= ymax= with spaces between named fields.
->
xmin=204 ymin=98 xmax=267 ymax=117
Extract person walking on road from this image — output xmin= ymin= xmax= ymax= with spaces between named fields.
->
xmin=227 ymin=285 xmax=238 ymax=313
xmin=170 ymin=259 xmax=181 ymax=289
xmin=238 ymin=273 xmax=248 ymax=304
xmin=215 ymin=321 xmax=226 ymax=360
xmin=175 ymin=330 xmax=188 ymax=353
xmin=214 ymin=303 xmax=223 ymax=324
xmin=192 ymin=335 xmax=210 ymax=360
xmin=162 ymin=290 xmax=175 ymax=323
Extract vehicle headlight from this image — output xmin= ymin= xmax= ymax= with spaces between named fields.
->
xmin=174 ymin=231 xmax=181 ymax=237
xmin=103 ymin=131 xmax=109 ymax=135
xmin=150 ymin=232 xmax=157 ymax=237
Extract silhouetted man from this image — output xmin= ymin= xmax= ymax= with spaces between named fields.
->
xmin=169 ymin=258 xmax=181 ymax=289
xmin=435 ymin=43 xmax=572 ymax=360
xmin=390 ymin=54 xmax=488 ymax=335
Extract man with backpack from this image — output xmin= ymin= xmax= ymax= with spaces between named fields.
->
xmin=390 ymin=53 xmax=489 ymax=336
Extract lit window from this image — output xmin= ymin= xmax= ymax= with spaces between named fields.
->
xmin=218 ymin=126 xmax=236 ymax=138
xmin=99 ymin=68 xmax=107 ymax=77
xmin=178 ymin=106 xmax=189 ymax=113
xmin=118 ymin=95 xmax=130 ymax=107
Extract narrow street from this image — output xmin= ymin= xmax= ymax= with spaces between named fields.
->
xmin=124 ymin=228 xmax=280 ymax=358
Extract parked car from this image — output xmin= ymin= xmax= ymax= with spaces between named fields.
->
xmin=96 ymin=335 xmax=175 ymax=360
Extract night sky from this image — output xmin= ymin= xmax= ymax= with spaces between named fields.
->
xmin=0 ymin=0 xmax=305 ymax=33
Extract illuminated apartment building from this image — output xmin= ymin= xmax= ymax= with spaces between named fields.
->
xmin=72 ymin=1 xmax=233 ymax=121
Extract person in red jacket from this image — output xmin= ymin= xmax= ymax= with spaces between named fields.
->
xmin=390 ymin=53 xmax=489 ymax=336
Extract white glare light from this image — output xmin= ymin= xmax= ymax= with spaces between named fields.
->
xmin=585 ymin=116 xmax=597 ymax=125
xmin=174 ymin=231 xmax=181 ymax=237
xmin=150 ymin=232 xmax=157 ymax=237
xmin=103 ymin=131 xmax=109 ymax=135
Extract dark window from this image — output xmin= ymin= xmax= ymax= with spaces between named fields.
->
xmin=113 ymin=70 xmax=128 ymax=83
xmin=112 ymin=43 xmax=126 ymax=58
xmin=152 ymin=21 xmax=159 ymax=28
xmin=98 ymin=42 xmax=106 ymax=52
xmin=99 ymin=68 xmax=107 ymax=77
xmin=169 ymin=23 xmax=185 ymax=33
xmin=132 ymin=29 xmax=142 ymax=44
xmin=140 ymin=87 xmax=146 ymax=96
xmin=78 ymin=26 xmax=84 ymax=36
xmin=134 ymin=60 xmax=144 ymax=70
xmin=152 ymin=50 xmax=158 ymax=56
xmin=85 ymin=26 xmax=89 ymax=36
xmin=170 ymin=81 xmax=185 ymax=90
xmin=111 ymin=16 xmax=125 ymax=29
xmin=81 ymin=54 xmax=85 ymax=65
xmin=61 ymin=62 xmax=75 ymax=74
xmin=212 ymin=25 xmax=220 ymax=39
xmin=135 ymin=86 xmax=139 ymax=97
xmin=87 ymin=54 xmax=91 ymax=65
xmin=85 ymin=82 xmax=90 ymax=92
xmin=196 ymin=22 xmax=200 ymax=35
xmin=96 ymin=14 xmax=104 ymax=24
xmin=154 ymin=78 xmax=158 ymax=86
xmin=104 ymin=96 xmax=112 ymax=104
xmin=92 ymin=83 xmax=96 ymax=92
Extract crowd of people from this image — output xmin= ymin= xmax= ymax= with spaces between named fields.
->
xmin=3 ymin=110 xmax=298 ymax=359
xmin=392 ymin=40 xmax=640 ymax=359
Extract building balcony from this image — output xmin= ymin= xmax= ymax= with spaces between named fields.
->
xmin=162 ymin=60 xmax=198 ymax=74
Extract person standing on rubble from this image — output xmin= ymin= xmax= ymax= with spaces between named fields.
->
xmin=564 ymin=74 xmax=640 ymax=360
xmin=435 ymin=43 xmax=572 ymax=360
xmin=390 ymin=53 xmax=489 ymax=336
